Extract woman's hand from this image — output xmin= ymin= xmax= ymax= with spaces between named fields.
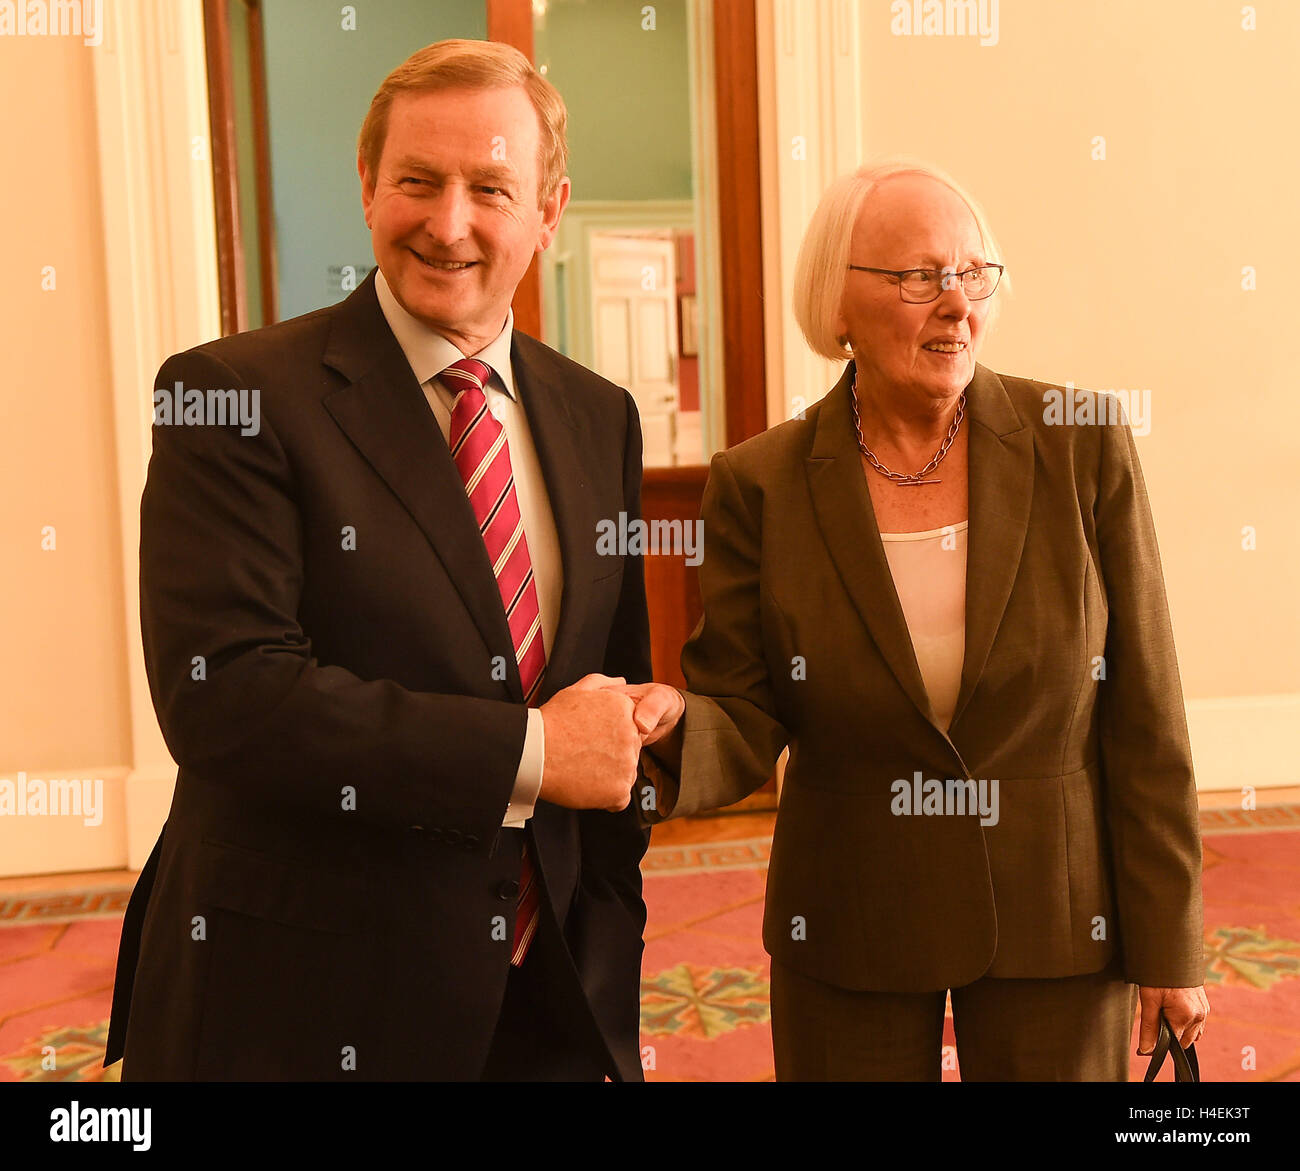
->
xmin=1137 ymin=985 xmax=1209 ymax=1054
xmin=602 ymin=682 xmax=685 ymax=747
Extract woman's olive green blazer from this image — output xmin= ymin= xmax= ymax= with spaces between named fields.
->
xmin=643 ymin=362 xmax=1204 ymax=993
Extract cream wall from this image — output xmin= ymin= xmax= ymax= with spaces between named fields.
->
xmin=0 ymin=27 xmax=127 ymax=772
xmin=757 ymin=0 xmax=1299 ymax=787
xmin=0 ymin=27 xmax=130 ymax=874
xmin=0 ymin=1 xmax=219 ymax=876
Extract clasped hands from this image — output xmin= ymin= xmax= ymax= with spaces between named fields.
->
xmin=538 ymin=674 xmax=684 ymax=812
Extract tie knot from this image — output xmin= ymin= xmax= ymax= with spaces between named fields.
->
xmin=439 ymin=357 xmax=493 ymax=397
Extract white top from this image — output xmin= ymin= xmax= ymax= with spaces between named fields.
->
xmin=878 ymin=522 xmax=968 ymax=732
xmin=375 ymin=269 xmax=557 ymax=825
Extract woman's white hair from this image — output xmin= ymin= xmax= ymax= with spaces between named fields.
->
xmin=792 ymin=158 xmax=1009 ymax=361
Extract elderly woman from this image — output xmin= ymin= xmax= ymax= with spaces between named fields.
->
xmin=622 ymin=161 xmax=1208 ymax=1081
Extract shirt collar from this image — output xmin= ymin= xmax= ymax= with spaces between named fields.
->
xmin=374 ymin=267 xmax=516 ymax=399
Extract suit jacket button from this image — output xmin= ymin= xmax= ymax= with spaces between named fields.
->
xmin=444 ymin=829 xmax=463 ymax=846
xmin=463 ymin=834 xmax=479 ymax=850
xmin=427 ymin=827 xmax=445 ymax=842
xmin=496 ymin=879 xmax=520 ymax=900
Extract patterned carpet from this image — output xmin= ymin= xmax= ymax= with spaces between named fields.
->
xmin=1 ymin=805 xmax=1298 ymax=1081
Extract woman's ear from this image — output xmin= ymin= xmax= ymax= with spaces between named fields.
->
xmin=834 ymin=301 xmax=852 ymax=354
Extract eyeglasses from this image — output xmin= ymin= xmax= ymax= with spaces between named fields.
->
xmin=846 ymin=263 xmax=1004 ymax=303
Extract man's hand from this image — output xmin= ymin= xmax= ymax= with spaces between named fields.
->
xmin=603 ymin=682 xmax=685 ymax=747
xmin=539 ymin=674 xmax=642 ymax=812
xmin=1137 ymin=985 xmax=1209 ymax=1055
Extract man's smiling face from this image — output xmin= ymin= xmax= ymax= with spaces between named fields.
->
xmin=359 ymin=84 xmax=569 ymax=354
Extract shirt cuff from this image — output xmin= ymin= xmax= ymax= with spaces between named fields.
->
xmin=503 ymin=707 xmax=545 ymax=827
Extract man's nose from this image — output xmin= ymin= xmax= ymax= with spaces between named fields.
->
xmin=422 ymin=183 xmax=471 ymax=244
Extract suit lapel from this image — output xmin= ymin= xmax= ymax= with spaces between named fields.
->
xmin=806 ymin=363 xmax=937 ymax=723
xmin=320 ymin=272 xmax=520 ymax=690
xmin=804 ymin=361 xmax=1033 ymax=734
xmin=949 ymin=364 xmax=1034 ymax=728
xmin=511 ymin=334 xmax=601 ymax=703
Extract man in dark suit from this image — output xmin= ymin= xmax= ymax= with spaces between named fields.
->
xmin=104 ymin=39 xmax=651 ymax=1081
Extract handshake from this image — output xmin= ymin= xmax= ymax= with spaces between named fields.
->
xmin=538 ymin=674 xmax=685 ymax=812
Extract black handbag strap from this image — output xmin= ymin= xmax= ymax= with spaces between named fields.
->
xmin=1143 ymin=1011 xmax=1200 ymax=1082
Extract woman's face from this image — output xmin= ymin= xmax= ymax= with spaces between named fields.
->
xmin=838 ymin=174 xmax=995 ymax=406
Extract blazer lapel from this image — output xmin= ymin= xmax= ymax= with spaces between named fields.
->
xmin=949 ymin=364 xmax=1034 ymax=728
xmin=511 ymin=334 xmax=601 ymax=703
xmin=320 ymin=272 xmax=520 ymax=691
xmin=804 ymin=361 xmax=1034 ymax=734
xmin=805 ymin=363 xmax=937 ymax=724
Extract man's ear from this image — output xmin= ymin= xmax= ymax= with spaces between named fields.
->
xmin=536 ymin=176 xmax=571 ymax=252
xmin=358 ymin=152 xmax=375 ymax=228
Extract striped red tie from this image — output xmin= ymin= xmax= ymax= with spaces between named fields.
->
xmin=442 ymin=357 xmax=543 ymax=966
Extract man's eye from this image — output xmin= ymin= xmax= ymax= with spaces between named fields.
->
xmin=400 ymin=178 xmax=430 ymax=188
xmin=478 ymin=186 xmax=505 ymax=196
xmin=911 ymin=270 xmax=937 ymax=282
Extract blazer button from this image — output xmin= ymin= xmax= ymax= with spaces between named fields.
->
xmin=463 ymin=834 xmax=479 ymax=850
xmin=444 ymin=829 xmax=463 ymax=846
xmin=427 ymin=827 xmax=445 ymax=842
xmin=496 ymin=879 xmax=520 ymax=900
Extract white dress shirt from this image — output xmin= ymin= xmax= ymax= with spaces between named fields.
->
xmin=374 ymin=269 xmax=563 ymax=826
